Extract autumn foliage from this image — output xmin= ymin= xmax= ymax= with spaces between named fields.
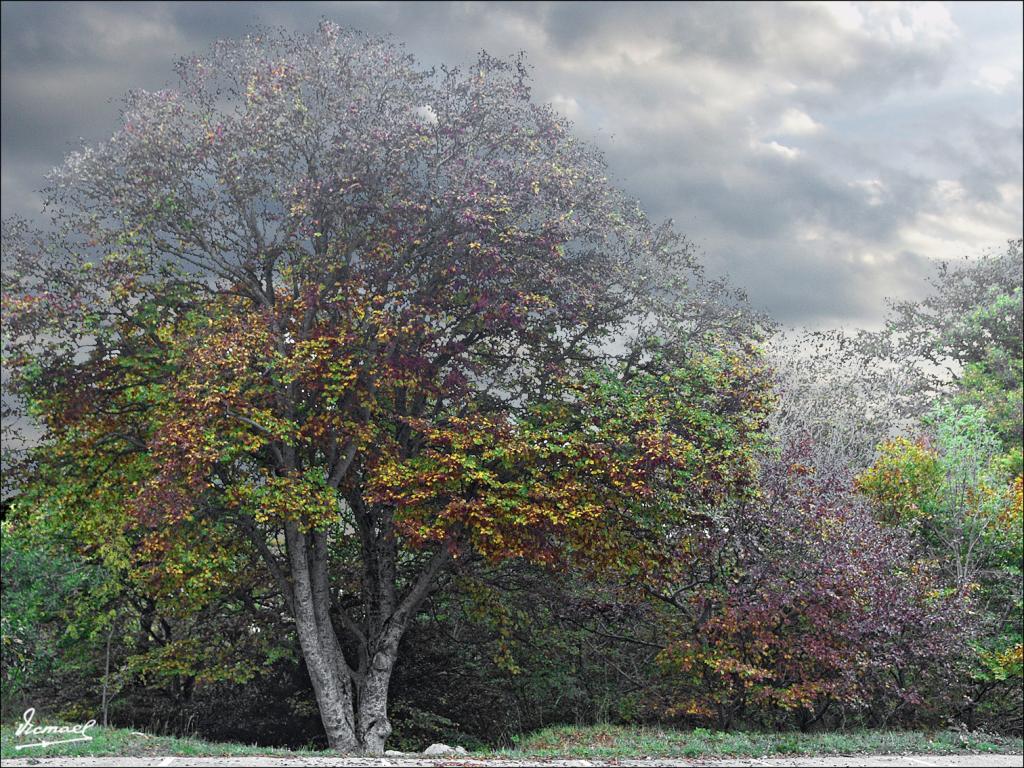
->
xmin=1 ymin=24 xmax=1020 ymax=751
xmin=1 ymin=23 xmax=769 ymax=753
xmin=652 ymin=442 xmax=969 ymax=729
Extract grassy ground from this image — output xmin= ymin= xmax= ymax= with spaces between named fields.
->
xmin=0 ymin=723 xmax=312 ymax=760
xmin=493 ymin=724 xmax=1024 ymax=760
xmin=3 ymin=721 xmax=1022 ymax=760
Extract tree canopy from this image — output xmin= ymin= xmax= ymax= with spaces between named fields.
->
xmin=2 ymin=23 xmax=767 ymax=753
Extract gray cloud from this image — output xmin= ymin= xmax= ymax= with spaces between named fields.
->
xmin=2 ymin=1 xmax=1021 ymax=329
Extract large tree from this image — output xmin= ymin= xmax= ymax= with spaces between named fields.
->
xmin=2 ymin=24 xmax=767 ymax=753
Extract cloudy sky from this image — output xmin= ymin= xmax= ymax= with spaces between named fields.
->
xmin=2 ymin=1 xmax=1021 ymax=329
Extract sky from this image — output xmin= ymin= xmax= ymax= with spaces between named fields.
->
xmin=2 ymin=1 xmax=1022 ymax=330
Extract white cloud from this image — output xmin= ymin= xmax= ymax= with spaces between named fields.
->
xmin=896 ymin=177 xmax=1023 ymax=262
xmin=849 ymin=179 xmax=887 ymax=207
xmin=863 ymin=2 xmax=958 ymax=47
xmin=549 ymin=94 xmax=581 ymax=120
xmin=823 ymin=2 xmax=865 ymax=32
xmin=975 ymin=65 xmax=1017 ymax=93
xmin=751 ymin=139 xmax=802 ymax=160
xmin=777 ymin=108 xmax=823 ymax=135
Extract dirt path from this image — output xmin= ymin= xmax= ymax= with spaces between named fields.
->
xmin=2 ymin=755 xmax=1021 ymax=767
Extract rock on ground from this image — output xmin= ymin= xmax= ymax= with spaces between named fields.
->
xmin=422 ymin=743 xmax=467 ymax=755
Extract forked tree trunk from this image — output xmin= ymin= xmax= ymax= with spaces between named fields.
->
xmin=295 ymin=617 xmax=401 ymax=754
xmin=278 ymin=519 xmax=448 ymax=755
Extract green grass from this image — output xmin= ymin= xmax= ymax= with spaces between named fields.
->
xmin=493 ymin=724 xmax=1024 ymax=759
xmin=3 ymin=721 xmax=1022 ymax=760
xmin=0 ymin=722 xmax=314 ymax=760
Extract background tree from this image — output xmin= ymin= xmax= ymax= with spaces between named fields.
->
xmin=855 ymin=240 xmax=1023 ymax=733
xmin=766 ymin=332 xmax=921 ymax=476
xmin=869 ymin=239 xmax=1022 ymax=474
xmin=1 ymin=23 xmax=766 ymax=754
xmin=859 ymin=405 xmax=1022 ymax=732
xmin=650 ymin=438 xmax=969 ymax=732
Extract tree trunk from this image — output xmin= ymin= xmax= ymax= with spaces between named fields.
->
xmin=356 ymin=636 xmax=400 ymax=754
xmin=276 ymin=512 xmax=450 ymax=754
xmin=102 ymin=614 xmax=117 ymax=728
xmin=292 ymin=602 xmax=399 ymax=755
xmin=296 ymin=624 xmax=358 ymax=750
xmin=286 ymin=521 xmax=359 ymax=752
